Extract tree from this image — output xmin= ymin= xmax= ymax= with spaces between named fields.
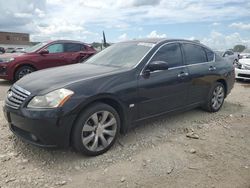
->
xmin=193 ymin=40 xmax=200 ymax=43
xmin=233 ymin=45 xmax=246 ymax=52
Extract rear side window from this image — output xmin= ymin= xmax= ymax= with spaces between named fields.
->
xmin=64 ymin=43 xmax=83 ymax=52
xmin=151 ymin=43 xmax=183 ymax=68
xmin=182 ymin=43 xmax=207 ymax=64
xmin=204 ymin=48 xmax=214 ymax=62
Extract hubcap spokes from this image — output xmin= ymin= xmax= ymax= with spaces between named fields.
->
xmin=212 ymin=86 xmax=224 ymax=110
xmin=81 ymin=111 xmax=117 ymax=152
xmin=19 ymin=69 xmax=32 ymax=79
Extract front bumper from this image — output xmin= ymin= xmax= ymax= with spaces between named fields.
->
xmin=235 ymin=68 xmax=250 ymax=80
xmin=3 ymin=105 xmax=77 ymax=148
xmin=0 ymin=63 xmax=11 ymax=80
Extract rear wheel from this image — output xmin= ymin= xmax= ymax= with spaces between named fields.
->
xmin=203 ymin=82 xmax=225 ymax=112
xmin=72 ymin=103 xmax=120 ymax=156
xmin=15 ymin=66 xmax=35 ymax=81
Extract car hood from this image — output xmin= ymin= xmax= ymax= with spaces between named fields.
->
xmin=0 ymin=53 xmax=24 ymax=58
xmin=16 ymin=63 xmax=123 ymax=95
xmin=239 ymin=58 xmax=250 ymax=66
xmin=240 ymin=53 xmax=250 ymax=58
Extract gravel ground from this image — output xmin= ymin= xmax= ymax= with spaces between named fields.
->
xmin=0 ymin=80 xmax=250 ymax=188
xmin=0 ymin=79 xmax=11 ymax=100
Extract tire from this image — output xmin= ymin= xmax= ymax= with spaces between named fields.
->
xmin=15 ymin=66 xmax=35 ymax=81
xmin=72 ymin=103 xmax=120 ymax=156
xmin=202 ymin=82 xmax=225 ymax=112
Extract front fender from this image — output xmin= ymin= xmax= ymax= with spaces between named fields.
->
xmin=65 ymin=93 xmax=130 ymax=133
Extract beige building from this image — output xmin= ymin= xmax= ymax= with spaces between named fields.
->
xmin=0 ymin=31 xmax=31 ymax=48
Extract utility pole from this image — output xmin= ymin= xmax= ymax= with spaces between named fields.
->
xmin=103 ymin=31 xmax=107 ymax=48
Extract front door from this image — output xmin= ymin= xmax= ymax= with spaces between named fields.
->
xmin=37 ymin=43 xmax=67 ymax=70
xmin=138 ymin=43 xmax=190 ymax=119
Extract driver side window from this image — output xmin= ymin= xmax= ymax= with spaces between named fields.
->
xmin=151 ymin=43 xmax=183 ymax=68
xmin=47 ymin=43 xmax=64 ymax=53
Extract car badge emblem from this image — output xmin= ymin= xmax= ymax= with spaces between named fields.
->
xmin=7 ymin=91 xmax=13 ymax=98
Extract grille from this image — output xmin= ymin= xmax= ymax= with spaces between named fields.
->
xmin=238 ymin=73 xmax=250 ymax=78
xmin=244 ymin=65 xmax=250 ymax=70
xmin=5 ymin=85 xmax=31 ymax=109
xmin=0 ymin=66 xmax=7 ymax=75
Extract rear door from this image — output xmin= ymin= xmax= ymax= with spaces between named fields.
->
xmin=64 ymin=43 xmax=89 ymax=64
xmin=138 ymin=42 xmax=190 ymax=119
xmin=181 ymin=43 xmax=215 ymax=104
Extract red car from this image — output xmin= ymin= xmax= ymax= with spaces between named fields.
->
xmin=0 ymin=40 xmax=96 ymax=81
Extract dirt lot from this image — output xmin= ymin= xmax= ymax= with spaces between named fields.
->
xmin=0 ymin=79 xmax=250 ymax=188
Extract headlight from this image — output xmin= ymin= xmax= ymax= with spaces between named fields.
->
xmin=236 ymin=63 xmax=247 ymax=70
xmin=0 ymin=57 xmax=15 ymax=63
xmin=235 ymin=62 xmax=243 ymax=69
xmin=27 ymin=88 xmax=74 ymax=108
xmin=241 ymin=64 xmax=246 ymax=69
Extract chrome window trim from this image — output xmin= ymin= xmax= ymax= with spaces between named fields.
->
xmin=139 ymin=41 xmax=179 ymax=75
xmin=186 ymin=60 xmax=215 ymax=67
xmin=139 ymin=41 xmax=216 ymax=76
xmin=181 ymin=41 xmax=216 ymax=63
xmin=149 ymin=66 xmax=186 ymax=74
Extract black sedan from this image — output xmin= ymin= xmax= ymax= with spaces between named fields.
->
xmin=3 ymin=39 xmax=235 ymax=156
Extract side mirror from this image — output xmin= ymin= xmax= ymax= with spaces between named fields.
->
xmin=39 ymin=49 xmax=49 ymax=55
xmin=147 ymin=61 xmax=169 ymax=72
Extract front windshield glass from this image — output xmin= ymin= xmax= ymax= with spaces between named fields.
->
xmin=215 ymin=51 xmax=224 ymax=57
xmin=85 ymin=42 xmax=154 ymax=68
xmin=25 ymin=42 xmax=48 ymax=53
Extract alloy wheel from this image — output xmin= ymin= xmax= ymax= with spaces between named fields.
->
xmin=81 ymin=111 xmax=117 ymax=152
xmin=211 ymin=85 xmax=224 ymax=110
xmin=18 ymin=68 xmax=33 ymax=79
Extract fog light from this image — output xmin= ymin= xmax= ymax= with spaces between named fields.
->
xmin=30 ymin=134 xmax=38 ymax=141
xmin=0 ymin=67 xmax=7 ymax=75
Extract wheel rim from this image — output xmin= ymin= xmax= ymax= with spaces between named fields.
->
xmin=211 ymin=85 xmax=224 ymax=110
xmin=81 ymin=111 xmax=117 ymax=152
xmin=18 ymin=68 xmax=33 ymax=79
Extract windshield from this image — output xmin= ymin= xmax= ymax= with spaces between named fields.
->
xmin=85 ymin=42 xmax=154 ymax=68
xmin=5 ymin=48 xmax=15 ymax=53
xmin=25 ymin=42 xmax=48 ymax=53
xmin=215 ymin=51 xmax=224 ymax=57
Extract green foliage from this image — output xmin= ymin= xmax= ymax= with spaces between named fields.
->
xmin=233 ymin=45 xmax=246 ymax=52
xmin=91 ymin=42 xmax=110 ymax=49
xmin=91 ymin=42 xmax=102 ymax=48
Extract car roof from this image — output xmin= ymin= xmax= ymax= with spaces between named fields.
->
xmin=47 ymin=40 xmax=85 ymax=44
xmin=120 ymin=38 xmax=213 ymax=50
xmin=121 ymin=38 xmax=202 ymax=45
xmin=122 ymin=38 xmax=166 ymax=44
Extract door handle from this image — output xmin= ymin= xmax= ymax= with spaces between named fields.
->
xmin=208 ymin=66 xmax=216 ymax=71
xmin=178 ymin=72 xmax=189 ymax=78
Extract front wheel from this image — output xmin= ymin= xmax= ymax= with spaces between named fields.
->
xmin=15 ymin=66 xmax=35 ymax=81
xmin=72 ymin=103 xmax=120 ymax=156
xmin=202 ymin=82 xmax=225 ymax=112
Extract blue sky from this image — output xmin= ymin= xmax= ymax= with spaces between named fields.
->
xmin=0 ymin=0 xmax=250 ymax=50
